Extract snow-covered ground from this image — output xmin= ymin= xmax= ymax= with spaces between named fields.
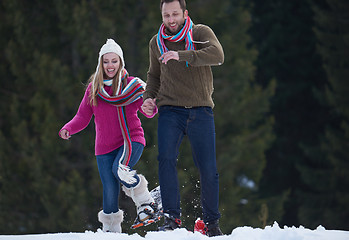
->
xmin=0 ymin=222 xmax=348 ymax=240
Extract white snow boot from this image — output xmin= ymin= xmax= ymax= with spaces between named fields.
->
xmin=122 ymin=174 xmax=161 ymax=228
xmin=98 ymin=209 xmax=123 ymax=233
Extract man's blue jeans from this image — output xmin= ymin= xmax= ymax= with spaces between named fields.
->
xmin=96 ymin=142 xmax=144 ymax=214
xmin=158 ymin=106 xmax=221 ymax=223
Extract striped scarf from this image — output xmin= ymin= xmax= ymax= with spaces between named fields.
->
xmin=157 ymin=17 xmax=196 ymax=65
xmin=97 ymin=69 xmax=146 ymax=184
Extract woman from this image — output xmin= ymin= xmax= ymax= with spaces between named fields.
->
xmin=59 ymin=39 xmax=159 ymax=233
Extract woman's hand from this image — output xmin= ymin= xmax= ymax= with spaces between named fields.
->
xmin=141 ymin=98 xmax=157 ymax=116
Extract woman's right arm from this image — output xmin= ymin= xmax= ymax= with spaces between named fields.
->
xmin=59 ymin=86 xmax=93 ymax=139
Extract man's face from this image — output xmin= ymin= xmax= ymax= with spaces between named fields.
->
xmin=161 ymin=1 xmax=188 ymax=34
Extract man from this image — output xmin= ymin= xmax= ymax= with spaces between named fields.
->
xmin=142 ymin=0 xmax=224 ymax=236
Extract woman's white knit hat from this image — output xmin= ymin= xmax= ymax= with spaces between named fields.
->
xmin=93 ymin=39 xmax=125 ymax=93
xmin=98 ymin=39 xmax=125 ymax=68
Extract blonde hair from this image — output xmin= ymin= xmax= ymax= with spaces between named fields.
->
xmin=88 ymin=56 xmax=123 ymax=106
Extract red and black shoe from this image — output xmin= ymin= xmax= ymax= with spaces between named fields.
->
xmin=194 ymin=218 xmax=207 ymax=235
xmin=194 ymin=218 xmax=223 ymax=237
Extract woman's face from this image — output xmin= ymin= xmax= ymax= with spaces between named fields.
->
xmin=103 ymin=52 xmax=121 ymax=79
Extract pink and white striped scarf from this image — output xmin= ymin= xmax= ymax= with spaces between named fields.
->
xmin=98 ymin=69 xmax=146 ymax=184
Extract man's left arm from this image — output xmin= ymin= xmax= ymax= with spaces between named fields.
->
xmin=178 ymin=24 xmax=224 ymax=67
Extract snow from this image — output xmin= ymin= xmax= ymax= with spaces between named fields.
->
xmin=1 ymin=222 xmax=348 ymax=240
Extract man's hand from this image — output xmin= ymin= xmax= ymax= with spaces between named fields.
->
xmin=141 ymin=98 xmax=157 ymax=116
xmin=159 ymin=51 xmax=179 ymax=64
xmin=60 ymin=129 xmax=71 ymax=140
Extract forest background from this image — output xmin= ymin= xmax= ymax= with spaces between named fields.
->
xmin=0 ymin=0 xmax=348 ymax=235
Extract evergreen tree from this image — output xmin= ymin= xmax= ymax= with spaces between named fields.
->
xmin=209 ymin=1 xmax=276 ymax=230
xmin=0 ymin=0 xmax=159 ymax=234
xmin=250 ymin=0 xmax=330 ymax=227
xmin=0 ymin=0 xmax=98 ymax=233
xmin=296 ymin=0 xmax=349 ymax=230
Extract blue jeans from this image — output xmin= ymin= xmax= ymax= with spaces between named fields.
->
xmin=158 ymin=106 xmax=221 ymax=223
xmin=96 ymin=142 xmax=144 ymax=214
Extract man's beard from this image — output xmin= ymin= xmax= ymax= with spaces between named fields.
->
xmin=167 ymin=23 xmax=184 ymax=35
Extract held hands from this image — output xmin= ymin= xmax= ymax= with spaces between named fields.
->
xmin=141 ymin=98 xmax=157 ymax=116
xmin=159 ymin=51 xmax=179 ymax=64
xmin=60 ymin=129 xmax=71 ymax=140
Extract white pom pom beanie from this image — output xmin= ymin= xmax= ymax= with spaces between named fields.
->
xmin=98 ymin=39 xmax=125 ymax=68
xmin=93 ymin=39 xmax=125 ymax=93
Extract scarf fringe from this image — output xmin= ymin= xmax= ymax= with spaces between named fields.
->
xmin=118 ymin=164 xmax=138 ymax=184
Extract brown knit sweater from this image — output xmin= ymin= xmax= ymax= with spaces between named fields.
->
xmin=144 ymin=24 xmax=224 ymax=108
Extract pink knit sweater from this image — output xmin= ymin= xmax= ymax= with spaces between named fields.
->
xmin=60 ymin=77 xmax=157 ymax=156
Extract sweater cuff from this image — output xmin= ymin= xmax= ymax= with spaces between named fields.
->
xmin=143 ymin=92 xmax=156 ymax=101
xmin=139 ymin=104 xmax=158 ymax=118
xmin=178 ymin=50 xmax=194 ymax=64
xmin=143 ymin=92 xmax=151 ymax=100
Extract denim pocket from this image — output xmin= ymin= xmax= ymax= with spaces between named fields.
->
xmin=203 ymin=107 xmax=214 ymax=117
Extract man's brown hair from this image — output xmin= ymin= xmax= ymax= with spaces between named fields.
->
xmin=160 ymin=0 xmax=186 ymax=12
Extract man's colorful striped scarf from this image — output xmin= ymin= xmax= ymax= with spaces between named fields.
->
xmin=157 ymin=16 xmax=196 ymax=65
xmin=97 ymin=69 xmax=146 ymax=184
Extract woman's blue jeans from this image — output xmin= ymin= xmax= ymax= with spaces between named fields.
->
xmin=96 ymin=142 xmax=144 ymax=214
xmin=158 ymin=106 xmax=221 ymax=223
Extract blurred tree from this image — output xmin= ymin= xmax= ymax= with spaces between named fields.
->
xmin=0 ymin=0 xmax=98 ymax=234
xmin=296 ymin=0 xmax=349 ymax=230
xmin=250 ymin=0 xmax=330 ymax=227
xmin=207 ymin=0 xmax=276 ymax=231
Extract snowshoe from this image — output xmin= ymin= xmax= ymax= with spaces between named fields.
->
xmin=131 ymin=202 xmax=162 ymax=229
xmin=158 ymin=213 xmax=182 ymax=231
